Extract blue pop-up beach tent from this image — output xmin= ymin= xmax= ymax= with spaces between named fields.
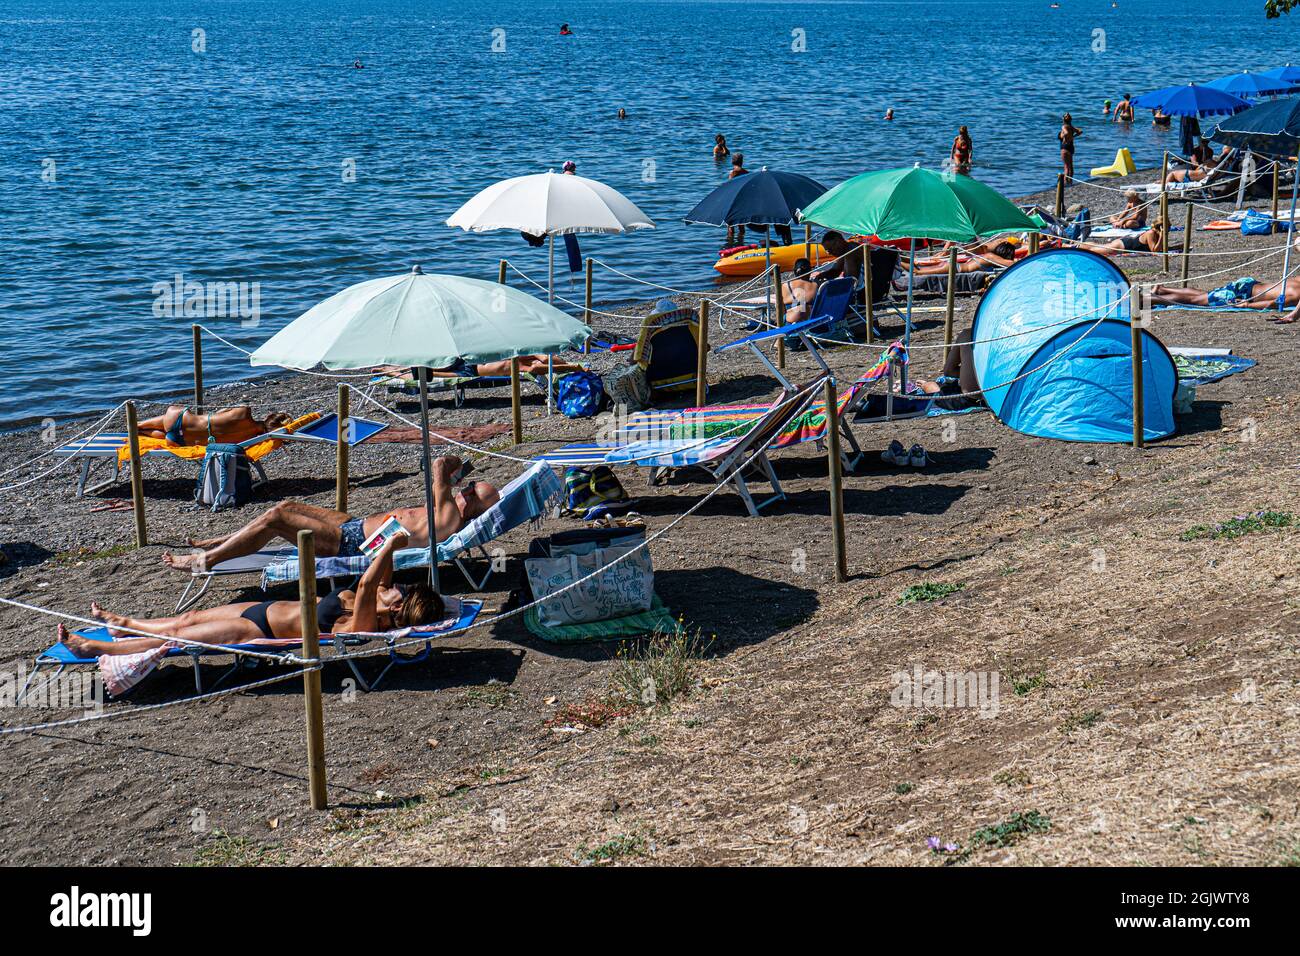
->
xmin=970 ymin=249 xmax=1177 ymax=444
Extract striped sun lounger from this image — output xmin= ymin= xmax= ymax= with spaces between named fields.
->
xmin=175 ymin=462 xmax=563 ymax=611
xmin=18 ymin=599 xmax=484 ymax=699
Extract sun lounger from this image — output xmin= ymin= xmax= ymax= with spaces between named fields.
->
xmin=368 ymin=370 xmax=547 ymax=409
xmin=18 ymin=599 xmax=483 ymax=699
xmin=535 ymin=378 xmax=827 ymax=517
xmin=54 ymin=412 xmax=387 ymax=497
xmin=174 ymin=461 xmax=563 ymax=611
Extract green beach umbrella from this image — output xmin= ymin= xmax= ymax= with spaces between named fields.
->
xmin=799 ymin=165 xmax=1037 ymax=380
xmin=251 ymin=265 xmax=590 ymax=588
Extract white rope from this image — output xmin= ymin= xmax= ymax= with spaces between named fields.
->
xmin=0 ymin=402 xmax=128 ymax=495
xmin=0 ymin=665 xmax=318 ymax=736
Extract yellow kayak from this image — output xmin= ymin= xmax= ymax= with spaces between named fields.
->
xmin=713 ymin=242 xmax=830 ymax=278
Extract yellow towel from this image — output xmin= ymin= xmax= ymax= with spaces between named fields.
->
xmin=117 ymin=412 xmax=321 ymax=465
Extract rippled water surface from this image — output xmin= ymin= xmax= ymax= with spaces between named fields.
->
xmin=2 ymin=0 xmax=1294 ymax=425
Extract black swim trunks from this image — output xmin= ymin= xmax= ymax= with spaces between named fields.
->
xmin=338 ymin=517 xmax=366 ymax=557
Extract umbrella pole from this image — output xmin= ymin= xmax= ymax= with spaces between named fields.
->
xmin=547 ymin=235 xmax=555 ymax=415
xmin=1281 ymin=159 xmax=1299 ymax=312
xmin=765 ymin=240 xmax=773 ymax=323
xmin=902 ymin=238 xmax=915 ymax=392
xmin=417 ymin=367 xmax=440 ymax=593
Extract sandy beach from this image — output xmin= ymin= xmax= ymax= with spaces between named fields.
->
xmin=1 ymin=170 xmax=1297 ymax=867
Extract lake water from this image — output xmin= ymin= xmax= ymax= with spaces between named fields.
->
xmin=2 ymin=0 xmax=1295 ymax=426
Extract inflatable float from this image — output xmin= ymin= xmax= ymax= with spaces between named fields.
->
xmin=713 ymin=242 xmax=830 ymax=277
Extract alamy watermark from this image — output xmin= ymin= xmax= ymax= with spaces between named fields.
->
xmin=890 ymin=664 xmax=1000 ymax=718
xmin=152 ymin=272 xmax=261 ymax=327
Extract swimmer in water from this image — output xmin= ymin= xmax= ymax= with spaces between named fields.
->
xmin=353 ymin=59 xmax=363 ymax=69
xmin=1103 ymin=99 xmax=1112 ymax=116
xmin=713 ymin=133 xmax=729 ymax=161
xmin=617 ymin=107 xmax=627 ymax=119
xmin=560 ymin=23 xmax=572 ymax=35
xmin=885 ymin=107 xmax=894 ymax=121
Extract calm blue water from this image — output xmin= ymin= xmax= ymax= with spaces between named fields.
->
xmin=2 ymin=0 xmax=1296 ymax=426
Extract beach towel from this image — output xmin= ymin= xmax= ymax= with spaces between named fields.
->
xmin=115 ymin=412 xmax=321 ymax=466
xmin=1171 ymin=353 xmax=1257 ymax=386
xmin=524 ymin=594 xmax=681 ymax=643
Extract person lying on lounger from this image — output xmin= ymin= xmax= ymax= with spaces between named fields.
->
xmin=1148 ymin=276 xmax=1300 ymax=312
xmin=912 ymin=327 xmax=987 ymax=412
xmin=1108 ymin=190 xmax=1148 ymax=230
xmin=909 ymin=242 xmax=1017 ymax=275
xmin=64 ymin=533 xmax=441 ymax=658
xmin=375 ymin=356 xmax=584 ymax=379
xmin=1162 ymin=145 xmax=1231 ymax=186
xmin=1077 ymin=219 xmax=1166 ymax=254
xmin=136 ymin=405 xmax=294 ymax=446
xmin=162 ymin=455 xmax=499 ymax=572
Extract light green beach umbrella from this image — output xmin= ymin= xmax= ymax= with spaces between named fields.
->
xmin=250 ymin=265 xmax=591 ymax=589
xmin=800 ymin=165 xmax=1037 ymax=383
xmin=250 ymin=265 xmax=590 ymax=370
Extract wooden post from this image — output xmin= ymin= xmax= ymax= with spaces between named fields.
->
xmin=1028 ymin=231 xmax=1040 ymax=256
xmin=1130 ymin=285 xmax=1145 ymax=450
xmin=695 ymin=301 xmax=710 ymax=408
xmin=296 ymin=529 xmax=328 ymax=811
xmin=773 ymin=265 xmax=786 ymax=370
xmin=823 ymin=378 xmax=847 ymax=583
xmin=1160 ymin=192 xmax=1170 ymax=272
xmin=1160 ymin=150 xmax=1169 ymax=198
xmin=497 ymin=259 xmax=507 ymax=285
xmin=1272 ymin=160 xmax=1280 ymax=222
xmin=943 ymin=246 xmax=957 ymax=365
xmin=124 ymin=402 xmax=147 ymax=548
xmin=191 ymin=324 xmax=204 ymax=413
xmin=1181 ymin=201 xmax=1194 ymax=283
xmin=334 ymin=383 xmax=349 ymax=514
xmin=510 ymin=357 xmax=523 ymax=444
xmin=804 ymin=223 xmax=812 ymax=266
xmin=1055 ymin=173 xmax=1066 ymax=218
xmin=583 ymin=257 xmax=593 ymax=353
xmin=863 ymin=251 xmax=875 ymax=344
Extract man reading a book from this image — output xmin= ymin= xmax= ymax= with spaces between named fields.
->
xmin=162 ymin=455 xmax=499 ymax=572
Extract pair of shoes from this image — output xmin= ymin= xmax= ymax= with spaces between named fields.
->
xmin=881 ymin=440 xmax=927 ymax=467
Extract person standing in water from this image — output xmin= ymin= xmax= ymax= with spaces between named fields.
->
xmin=713 ymin=134 xmax=729 ymax=161
xmin=725 ymin=152 xmax=750 ymax=245
xmin=1059 ymin=113 xmax=1082 ymax=180
xmin=1114 ymin=93 xmax=1134 ymax=123
xmin=950 ymin=126 xmax=973 ymax=174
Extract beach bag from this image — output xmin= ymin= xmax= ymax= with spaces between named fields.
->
xmin=603 ymin=364 xmax=651 ymax=412
xmin=1241 ymin=209 xmax=1274 ymax=235
xmin=525 ymin=540 xmax=654 ymax=626
xmin=556 ymin=370 xmax=606 ymax=418
xmin=562 ymin=465 xmax=634 ymax=519
xmin=194 ymin=442 xmax=252 ymax=511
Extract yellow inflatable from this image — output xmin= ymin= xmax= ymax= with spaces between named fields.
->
xmin=713 ymin=242 xmax=830 ymax=277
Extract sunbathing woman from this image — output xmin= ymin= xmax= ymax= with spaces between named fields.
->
xmin=136 ymin=405 xmax=294 ymax=446
xmin=1149 ymin=275 xmax=1300 ymax=312
xmin=376 ymin=355 xmax=583 ymax=380
xmin=1163 ymin=146 xmax=1230 ymax=186
xmin=910 ymin=242 xmax=1017 ymax=275
xmin=61 ymin=532 xmax=441 ymax=659
xmin=1077 ymin=219 xmax=1166 ymax=255
xmin=1108 ymin=190 xmax=1148 ymax=230
xmin=782 ymin=258 xmax=821 ymax=323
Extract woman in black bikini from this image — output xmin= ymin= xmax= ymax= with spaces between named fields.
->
xmin=136 ymin=405 xmax=293 ymax=446
xmin=1058 ymin=113 xmax=1082 ymax=181
xmin=58 ymin=533 xmax=441 ymax=659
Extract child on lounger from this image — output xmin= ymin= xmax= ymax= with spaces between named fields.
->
xmin=62 ymin=533 xmax=441 ymax=658
xmin=136 ymin=405 xmax=294 ymax=446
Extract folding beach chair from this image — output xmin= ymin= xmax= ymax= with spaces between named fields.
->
xmin=17 ymin=599 xmax=483 ymax=700
xmin=54 ymin=412 xmax=388 ymax=497
xmin=535 ymin=378 xmax=827 ymax=517
xmin=174 ymin=461 xmax=564 ymax=610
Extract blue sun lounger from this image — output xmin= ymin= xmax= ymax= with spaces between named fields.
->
xmin=54 ymin=413 xmax=389 ymax=497
xmin=174 ymin=462 xmax=563 ymax=611
xmin=18 ymin=600 xmax=483 ymax=700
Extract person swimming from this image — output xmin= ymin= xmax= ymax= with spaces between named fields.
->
xmin=885 ymin=107 xmax=895 ymax=121
xmin=713 ymin=134 xmax=729 ymax=161
xmin=617 ymin=107 xmax=627 ymax=119
xmin=560 ymin=23 xmax=573 ymax=35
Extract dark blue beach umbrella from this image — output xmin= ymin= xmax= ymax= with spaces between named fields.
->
xmin=1211 ymin=96 xmax=1300 ymax=157
xmin=1131 ymin=83 xmax=1251 ymax=117
xmin=1259 ymin=64 xmax=1300 ymax=89
xmin=684 ymin=168 xmax=828 ymax=227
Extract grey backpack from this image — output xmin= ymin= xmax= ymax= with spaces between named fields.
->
xmin=195 ymin=443 xmax=253 ymax=511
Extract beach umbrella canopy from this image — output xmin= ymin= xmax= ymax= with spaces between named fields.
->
xmin=1205 ymin=70 xmax=1294 ymax=99
xmin=250 ymin=265 xmax=590 ymax=588
xmin=446 ymin=171 xmax=654 ymax=236
xmin=249 ymin=266 xmax=590 ymax=370
xmin=1211 ymin=96 xmax=1300 ymax=156
xmin=1131 ymin=83 xmax=1251 ymax=117
xmin=798 ymin=164 xmax=1037 ymax=243
xmin=1259 ymin=64 xmax=1300 ymax=88
xmin=683 ymin=168 xmax=828 ymax=226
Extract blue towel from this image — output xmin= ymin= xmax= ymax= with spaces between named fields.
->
xmin=564 ymin=234 xmax=582 ymax=273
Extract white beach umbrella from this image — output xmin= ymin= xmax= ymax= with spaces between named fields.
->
xmin=447 ymin=170 xmax=654 ymax=409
